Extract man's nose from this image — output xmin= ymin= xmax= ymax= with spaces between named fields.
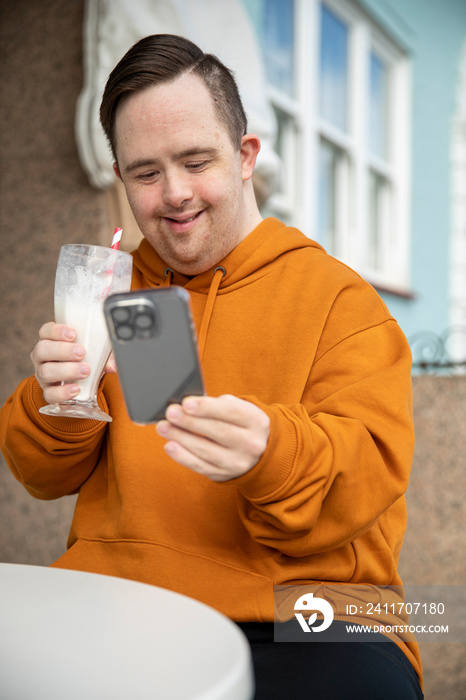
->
xmin=162 ymin=171 xmax=193 ymax=208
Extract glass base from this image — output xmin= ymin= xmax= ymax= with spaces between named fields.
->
xmin=39 ymin=399 xmax=112 ymax=423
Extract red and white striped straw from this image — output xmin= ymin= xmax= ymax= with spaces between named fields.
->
xmin=111 ymin=227 xmax=123 ymax=250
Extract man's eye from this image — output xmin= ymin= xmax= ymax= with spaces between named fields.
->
xmin=187 ymin=161 xmax=207 ymax=171
xmin=139 ymin=171 xmax=159 ymax=181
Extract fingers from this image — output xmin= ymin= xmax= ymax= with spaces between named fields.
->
xmin=163 ymin=403 xmax=233 ymax=448
xmin=105 ymin=352 xmax=117 ymax=374
xmin=38 ymin=322 xmax=77 ymax=342
xmin=162 ymin=396 xmax=263 ymax=448
xmin=31 ymin=322 xmax=89 ymax=403
xmin=180 ymin=394 xmax=261 ymax=428
xmin=39 ymin=378 xmax=85 ymax=405
xmin=156 ymin=395 xmax=270 ymax=481
xmin=33 ymin=338 xmax=85 ymax=365
xmin=159 ymin=428 xmax=233 ymax=482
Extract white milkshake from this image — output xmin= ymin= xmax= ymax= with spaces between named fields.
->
xmin=40 ymin=244 xmax=133 ymax=422
xmin=54 ymin=297 xmax=111 ymax=402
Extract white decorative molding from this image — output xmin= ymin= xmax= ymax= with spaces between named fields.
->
xmin=76 ymin=0 xmax=279 ymax=191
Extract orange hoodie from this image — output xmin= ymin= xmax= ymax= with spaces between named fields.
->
xmin=0 ymin=218 xmax=421 ymax=682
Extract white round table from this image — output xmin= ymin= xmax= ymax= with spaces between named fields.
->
xmin=0 ymin=563 xmax=255 ymax=700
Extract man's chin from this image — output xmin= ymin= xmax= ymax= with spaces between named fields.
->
xmin=172 ymin=261 xmax=212 ymax=276
xmin=145 ymin=234 xmax=220 ymax=277
xmin=160 ymin=252 xmax=212 ymax=277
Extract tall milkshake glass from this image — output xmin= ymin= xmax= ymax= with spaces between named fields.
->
xmin=39 ymin=244 xmax=133 ymax=422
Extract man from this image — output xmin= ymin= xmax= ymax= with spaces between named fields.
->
xmin=1 ymin=35 xmax=423 ymax=698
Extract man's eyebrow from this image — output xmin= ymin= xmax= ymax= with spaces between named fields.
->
xmin=123 ymin=148 xmax=220 ymax=174
xmin=123 ymin=158 xmax=160 ymax=174
xmin=177 ymin=147 xmax=220 ymax=159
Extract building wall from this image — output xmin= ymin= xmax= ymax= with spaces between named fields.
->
xmin=0 ymin=0 xmax=109 ymax=404
xmin=0 ymin=0 xmax=106 ymax=558
xmin=361 ymin=0 xmax=466 ymax=340
xmin=399 ymin=375 xmax=466 ymax=700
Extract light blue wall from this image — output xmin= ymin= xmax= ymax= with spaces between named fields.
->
xmin=360 ymin=0 xmax=466 ymax=342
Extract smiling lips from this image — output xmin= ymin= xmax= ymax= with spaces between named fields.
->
xmin=163 ymin=210 xmax=203 ymax=232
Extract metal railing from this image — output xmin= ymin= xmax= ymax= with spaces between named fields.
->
xmin=409 ymin=326 xmax=466 ymax=375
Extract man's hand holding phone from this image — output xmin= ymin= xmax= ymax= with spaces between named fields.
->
xmin=103 ymin=287 xmax=270 ymax=476
xmin=156 ymin=394 xmax=270 ymax=482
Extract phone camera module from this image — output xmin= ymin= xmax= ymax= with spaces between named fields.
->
xmin=109 ymin=301 xmax=159 ymax=341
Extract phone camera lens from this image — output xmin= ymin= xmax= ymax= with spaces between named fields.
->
xmin=116 ymin=324 xmax=134 ymax=341
xmin=111 ymin=307 xmax=131 ymax=324
xmin=134 ymin=312 xmax=155 ymax=331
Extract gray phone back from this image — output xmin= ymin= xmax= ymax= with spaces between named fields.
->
xmin=104 ymin=287 xmax=205 ymax=423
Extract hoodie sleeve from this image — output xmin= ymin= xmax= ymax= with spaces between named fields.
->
xmin=234 ymin=315 xmax=414 ymax=557
xmin=0 ymin=376 xmax=108 ymax=500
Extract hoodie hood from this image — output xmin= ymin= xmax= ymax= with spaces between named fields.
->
xmin=131 ymin=217 xmax=324 ymax=294
xmin=131 ymin=218 xmax=325 ymax=362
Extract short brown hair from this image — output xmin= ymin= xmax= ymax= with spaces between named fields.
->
xmin=100 ymin=34 xmax=248 ymax=159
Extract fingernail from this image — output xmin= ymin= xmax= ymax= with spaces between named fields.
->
xmin=183 ymin=398 xmax=198 ymax=413
xmin=156 ymin=421 xmax=169 ymax=436
xmin=166 ymin=405 xmax=181 ymax=420
xmin=73 ymin=345 xmax=85 ymax=359
xmin=64 ymin=329 xmax=76 ymax=340
xmin=68 ymin=385 xmax=80 ymax=398
xmin=79 ymin=364 xmax=90 ymax=377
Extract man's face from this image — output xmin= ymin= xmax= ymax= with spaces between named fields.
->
xmin=113 ymin=72 xmax=259 ymax=275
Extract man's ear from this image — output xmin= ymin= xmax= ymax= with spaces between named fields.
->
xmin=113 ymin=162 xmax=122 ymax=180
xmin=240 ymin=134 xmax=261 ymax=181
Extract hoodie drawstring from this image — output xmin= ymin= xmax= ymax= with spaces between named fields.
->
xmin=197 ymin=266 xmax=226 ymax=363
xmin=162 ymin=268 xmax=173 ymax=287
xmin=160 ymin=265 xmax=225 ymax=364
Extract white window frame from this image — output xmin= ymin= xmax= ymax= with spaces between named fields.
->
xmin=261 ymin=0 xmax=412 ymax=294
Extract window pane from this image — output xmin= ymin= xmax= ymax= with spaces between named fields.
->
xmin=319 ymin=4 xmax=348 ymax=132
xmin=243 ymin=0 xmax=295 ymax=96
xmin=318 ymin=139 xmax=341 ymax=254
xmin=369 ymin=52 xmax=388 ymax=159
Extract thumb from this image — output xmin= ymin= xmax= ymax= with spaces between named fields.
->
xmin=105 ymin=352 xmax=117 ymax=374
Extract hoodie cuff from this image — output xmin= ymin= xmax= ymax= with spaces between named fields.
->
xmin=233 ymin=398 xmax=300 ymax=501
xmin=26 ymin=376 xmax=109 ymax=438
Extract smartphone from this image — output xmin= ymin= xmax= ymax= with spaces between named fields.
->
xmin=104 ymin=287 xmax=205 ymax=423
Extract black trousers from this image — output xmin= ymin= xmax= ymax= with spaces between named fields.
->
xmin=237 ymin=621 xmax=424 ymax=700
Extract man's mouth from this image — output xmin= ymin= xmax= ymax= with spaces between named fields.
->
xmin=163 ymin=211 xmax=203 ymax=232
xmin=166 ymin=212 xmax=201 ymax=223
